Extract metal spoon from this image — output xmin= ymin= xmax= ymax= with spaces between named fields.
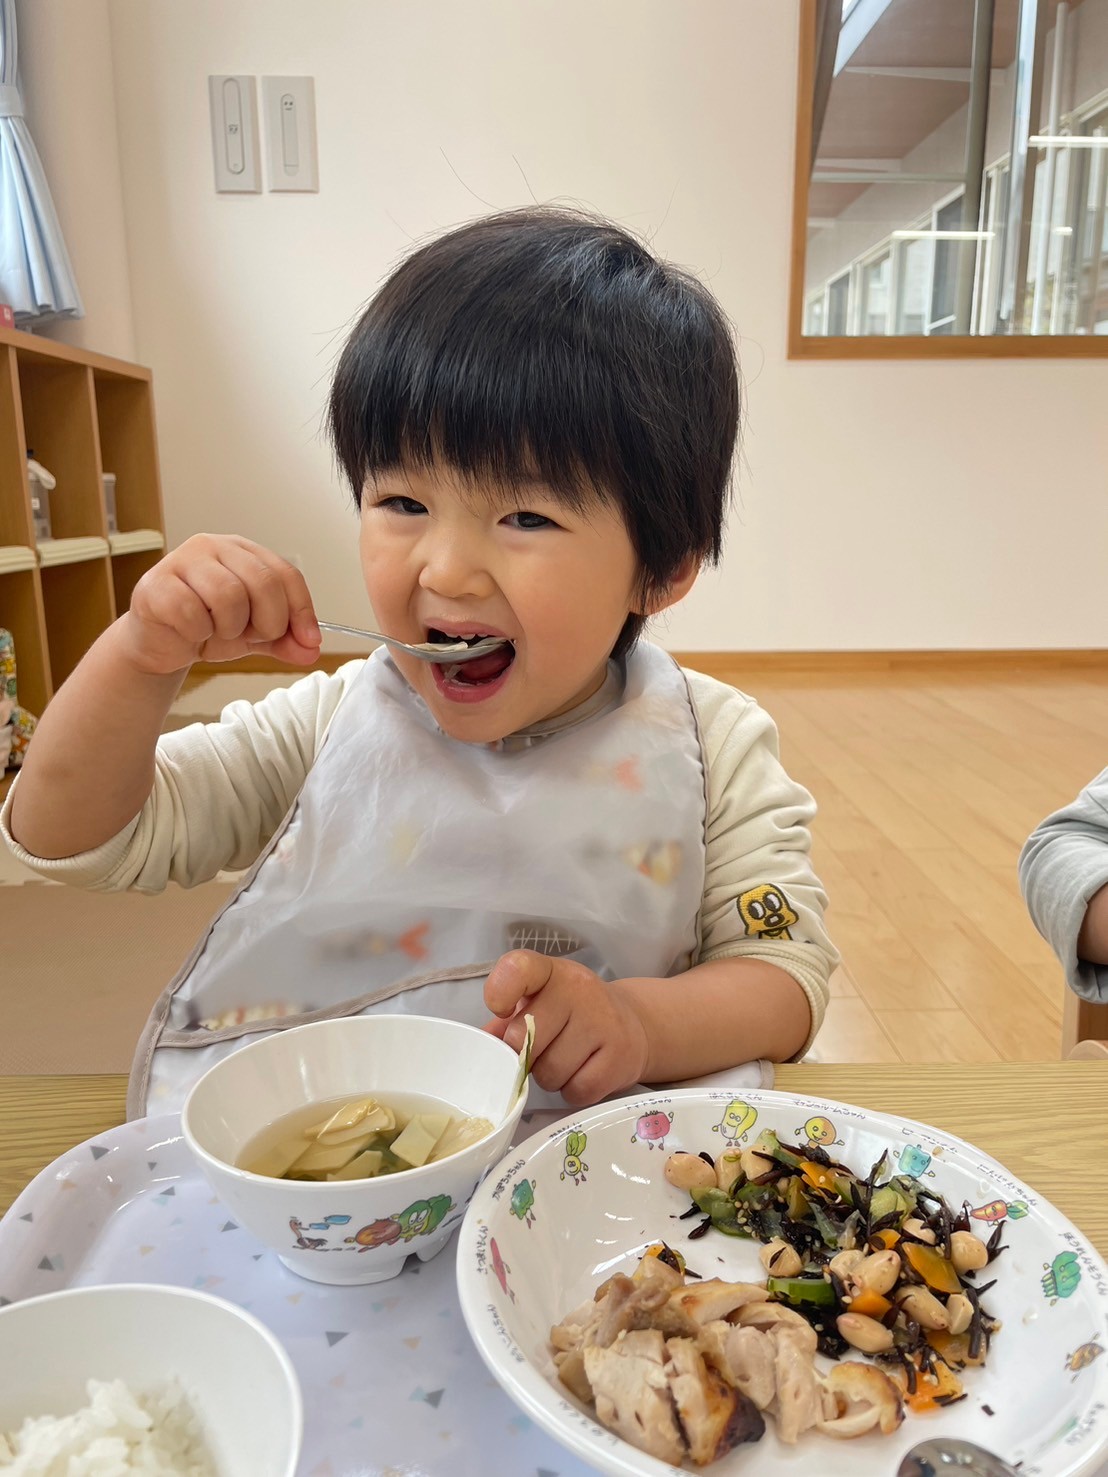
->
xmin=317 ymin=620 xmax=510 ymax=664
xmin=897 ymin=1437 xmax=1020 ymax=1477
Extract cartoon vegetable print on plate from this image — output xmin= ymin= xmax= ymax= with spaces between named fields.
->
xmin=711 ymin=1099 xmax=757 ymax=1144
xmin=971 ymin=1199 xmax=1029 ymax=1224
xmin=897 ymin=1144 xmax=936 ymax=1179
xmin=795 ymin=1115 xmax=838 ymax=1149
xmin=632 ymin=1111 xmax=673 ymax=1149
xmin=490 ymin=1236 xmax=515 ymax=1301
xmin=510 ymin=1179 xmax=537 ymax=1225
xmin=1065 ymin=1339 xmax=1105 ymax=1378
xmin=561 ymin=1131 xmax=589 ymax=1185
xmin=1042 ymin=1250 xmax=1082 ymax=1303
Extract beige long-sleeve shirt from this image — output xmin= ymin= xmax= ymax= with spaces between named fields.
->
xmin=2 ymin=661 xmax=837 ymax=1053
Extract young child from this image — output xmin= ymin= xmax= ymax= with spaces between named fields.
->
xmin=1020 ymin=771 xmax=1108 ymax=1006
xmin=4 ymin=207 xmax=837 ymax=1118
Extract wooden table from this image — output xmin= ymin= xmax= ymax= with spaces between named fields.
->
xmin=2 ymin=1064 xmax=1106 ymax=1253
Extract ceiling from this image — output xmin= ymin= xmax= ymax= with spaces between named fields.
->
xmin=809 ymin=0 xmax=1084 ymax=220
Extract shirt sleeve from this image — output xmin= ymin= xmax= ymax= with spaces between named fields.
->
xmin=684 ymin=668 xmax=839 ymax=1058
xmin=0 ymin=662 xmax=364 ymax=893
xmin=1018 ymin=768 xmax=1108 ymax=1004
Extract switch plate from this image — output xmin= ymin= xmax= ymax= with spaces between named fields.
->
xmin=262 ymin=76 xmax=318 ymax=192
xmin=208 ymin=75 xmax=261 ymax=193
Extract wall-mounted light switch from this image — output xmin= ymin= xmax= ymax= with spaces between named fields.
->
xmin=262 ymin=76 xmax=319 ymax=192
xmin=208 ymin=75 xmax=261 ymax=193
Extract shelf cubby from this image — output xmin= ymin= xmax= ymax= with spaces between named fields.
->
xmin=0 ymin=327 xmax=166 ymax=720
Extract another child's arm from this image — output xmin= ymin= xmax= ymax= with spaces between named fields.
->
xmin=1078 ymin=884 xmax=1108 ymax=965
xmin=1020 ymin=771 xmax=1108 ymax=995
xmin=8 ymin=535 xmax=320 ymax=861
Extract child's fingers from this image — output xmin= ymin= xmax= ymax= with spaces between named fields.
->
xmin=483 ymin=949 xmax=556 ymax=1018
xmin=136 ymin=573 xmax=217 ymax=647
xmin=561 ymin=1046 xmax=621 ymax=1108
xmin=529 ymin=1018 xmax=591 ymax=1095
xmin=257 ymin=630 xmax=323 ymax=667
xmin=232 ymin=538 xmax=320 ymax=649
xmin=178 ymin=556 xmax=253 ymax=642
xmin=213 ymin=542 xmax=298 ymax=644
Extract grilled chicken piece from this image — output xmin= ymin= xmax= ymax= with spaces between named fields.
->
xmin=634 ymin=1253 xmax=686 ymax=1295
xmin=584 ymin=1330 xmax=686 ymax=1466
xmin=669 ymin=1279 xmax=769 ymax=1327
xmin=817 ymin=1363 xmax=904 ymax=1439
xmin=732 ymin=1300 xmax=819 ymax=1352
xmin=697 ymin=1321 xmax=777 ymax=1411
xmin=665 ymin=1337 xmax=766 ymax=1465
xmin=551 ymin=1296 xmax=602 ymax=1352
xmin=771 ymin=1325 xmax=837 ymax=1445
xmin=594 ymin=1273 xmax=673 ymax=1347
xmin=554 ymin=1347 xmax=593 ymax=1403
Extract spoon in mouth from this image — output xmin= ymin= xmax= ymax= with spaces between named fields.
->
xmin=317 ymin=621 xmax=510 ymax=665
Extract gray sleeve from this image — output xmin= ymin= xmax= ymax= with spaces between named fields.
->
xmin=1018 ymin=768 xmax=1108 ymax=1003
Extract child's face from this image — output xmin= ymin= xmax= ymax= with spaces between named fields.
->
xmin=359 ymin=465 xmax=648 ymax=743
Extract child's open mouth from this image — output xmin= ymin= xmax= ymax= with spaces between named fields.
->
xmin=427 ymin=629 xmax=516 ymax=704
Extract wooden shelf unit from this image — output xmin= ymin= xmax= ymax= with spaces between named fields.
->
xmin=0 ymin=326 xmax=166 ymax=710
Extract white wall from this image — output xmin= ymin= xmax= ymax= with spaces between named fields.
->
xmin=15 ymin=0 xmax=135 ymax=358
xmin=33 ymin=1 xmax=1108 ymax=649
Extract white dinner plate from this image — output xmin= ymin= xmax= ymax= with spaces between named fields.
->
xmin=457 ymin=1087 xmax=1108 ymax=1477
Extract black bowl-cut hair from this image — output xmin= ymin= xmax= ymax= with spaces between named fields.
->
xmin=327 ymin=206 xmax=739 ymax=658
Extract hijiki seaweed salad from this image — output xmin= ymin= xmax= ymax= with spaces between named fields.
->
xmin=670 ymin=1128 xmax=1004 ymax=1404
xmin=549 ymin=1126 xmax=1004 ymax=1469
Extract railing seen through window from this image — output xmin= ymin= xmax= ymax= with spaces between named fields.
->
xmin=793 ymin=0 xmax=1108 ymax=353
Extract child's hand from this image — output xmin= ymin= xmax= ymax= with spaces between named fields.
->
xmin=484 ymin=951 xmax=649 ymax=1106
xmin=120 ymin=534 xmax=321 ymax=675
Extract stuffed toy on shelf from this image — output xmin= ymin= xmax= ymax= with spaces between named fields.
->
xmin=0 ymin=628 xmax=38 ymax=770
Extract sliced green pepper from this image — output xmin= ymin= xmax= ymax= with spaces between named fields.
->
xmin=691 ymin=1185 xmax=746 ymax=1236
xmin=766 ymin=1275 xmax=835 ymax=1308
xmin=760 ymin=1130 xmax=804 ymax=1170
xmin=809 ymin=1199 xmax=842 ymax=1248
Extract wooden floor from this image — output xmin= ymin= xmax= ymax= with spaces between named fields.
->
xmin=690 ymin=659 xmax=1108 ymax=1065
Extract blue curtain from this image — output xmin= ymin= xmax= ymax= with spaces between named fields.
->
xmin=0 ymin=0 xmax=82 ymax=323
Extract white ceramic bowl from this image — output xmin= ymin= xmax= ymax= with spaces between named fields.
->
xmin=457 ymin=1087 xmax=1108 ymax=1477
xmin=182 ymin=1014 xmax=526 ymax=1285
xmin=0 ymin=1283 xmax=302 ymax=1476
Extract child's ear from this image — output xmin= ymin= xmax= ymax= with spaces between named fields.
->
xmin=635 ymin=558 xmax=700 ymax=616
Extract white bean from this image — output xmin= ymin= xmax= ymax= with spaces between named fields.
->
xmin=663 ymin=1152 xmax=716 ymax=1193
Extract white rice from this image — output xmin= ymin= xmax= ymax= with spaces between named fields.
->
xmin=0 ymin=1378 xmax=218 ymax=1475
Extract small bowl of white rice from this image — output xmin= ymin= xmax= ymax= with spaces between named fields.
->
xmin=0 ymin=1284 xmax=302 ymax=1475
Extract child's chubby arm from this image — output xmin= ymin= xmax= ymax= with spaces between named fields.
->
xmin=8 ymin=534 xmax=321 ymax=861
xmin=484 ymin=950 xmax=809 ymax=1108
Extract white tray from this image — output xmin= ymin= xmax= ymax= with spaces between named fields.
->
xmin=0 ymin=1111 xmax=595 ymax=1477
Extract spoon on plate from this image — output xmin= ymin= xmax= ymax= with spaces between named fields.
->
xmin=317 ymin=621 xmax=510 ymax=665
xmin=897 ymin=1437 xmax=1020 ymax=1477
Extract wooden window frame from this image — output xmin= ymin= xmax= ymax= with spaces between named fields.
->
xmin=788 ymin=0 xmax=1108 ymax=359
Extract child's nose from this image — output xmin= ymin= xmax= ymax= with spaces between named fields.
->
xmin=417 ymin=530 xmax=495 ymax=600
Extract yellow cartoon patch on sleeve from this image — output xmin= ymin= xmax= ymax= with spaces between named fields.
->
xmin=737 ymin=884 xmax=798 ymax=940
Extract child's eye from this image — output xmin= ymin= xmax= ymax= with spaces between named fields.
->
xmin=503 ymin=510 xmax=556 ymax=531
xmin=378 ymin=496 xmax=427 ymax=516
